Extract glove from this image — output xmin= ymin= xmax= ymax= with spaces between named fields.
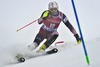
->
xmin=74 ymin=34 xmax=81 ymax=44
xmin=41 ymin=11 xmax=49 ymax=20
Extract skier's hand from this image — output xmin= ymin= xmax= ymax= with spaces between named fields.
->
xmin=41 ymin=11 xmax=49 ymax=20
xmin=74 ymin=34 xmax=81 ymax=44
xmin=38 ymin=18 xmax=43 ymax=24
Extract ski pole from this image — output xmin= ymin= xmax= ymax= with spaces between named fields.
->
xmin=16 ymin=19 xmax=38 ymax=32
xmin=71 ymin=0 xmax=90 ymax=65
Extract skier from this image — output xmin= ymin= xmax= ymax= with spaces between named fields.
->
xmin=28 ymin=1 xmax=81 ymax=52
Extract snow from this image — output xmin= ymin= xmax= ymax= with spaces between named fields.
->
xmin=1 ymin=40 xmax=100 ymax=67
xmin=0 ymin=0 xmax=100 ymax=67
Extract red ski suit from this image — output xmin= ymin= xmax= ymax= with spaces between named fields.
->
xmin=34 ymin=10 xmax=77 ymax=48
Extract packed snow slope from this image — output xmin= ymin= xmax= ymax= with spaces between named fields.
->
xmin=0 ymin=0 xmax=100 ymax=67
xmin=1 ymin=39 xmax=100 ymax=67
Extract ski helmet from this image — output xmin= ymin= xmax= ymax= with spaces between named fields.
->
xmin=48 ymin=1 xmax=59 ymax=10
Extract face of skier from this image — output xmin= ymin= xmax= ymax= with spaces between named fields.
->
xmin=49 ymin=8 xmax=58 ymax=16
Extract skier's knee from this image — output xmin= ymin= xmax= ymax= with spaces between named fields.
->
xmin=34 ymin=33 xmax=43 ymax=45
xmin=45 ymin=34 xmax=59 ymax=48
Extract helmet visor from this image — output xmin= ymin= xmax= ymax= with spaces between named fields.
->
xmin=49 ymin=8 xmax=58 ymax=15
xmin=50 ymin=8 xmax=58 ymax=14
xmin=50 ymin=8 xmax=58 ymax=12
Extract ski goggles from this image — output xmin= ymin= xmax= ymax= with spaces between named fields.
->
xmin=49 ymin=8 xmax=58 ymax=12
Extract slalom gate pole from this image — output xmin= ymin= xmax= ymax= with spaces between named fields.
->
xmin=71 ymin=0 xmax=90 ymax=65
xmin=55 ymin=41 xmax=64 ymax=46
xmin=16 ymin=19 xmax=38 ymax=32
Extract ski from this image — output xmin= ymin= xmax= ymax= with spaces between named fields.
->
xmin=15 ymin=48 xmax=58 ymax=62
xmin=15 ymin=53 xmax=25 ymax=62
xmin=46 ymin=48 xmax=58 ymax=54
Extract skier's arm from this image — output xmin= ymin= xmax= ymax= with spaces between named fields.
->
xmin=62 ymin=13 xmax=77 ymax=35
xmin=62 ymin=13 xmax=81 ymax=44
xmin=38 ymin=10 xmax=49 ymax=24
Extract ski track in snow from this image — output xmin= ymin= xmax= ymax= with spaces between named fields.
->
xmin=0 ymin=38 xmax=100 ymax=67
